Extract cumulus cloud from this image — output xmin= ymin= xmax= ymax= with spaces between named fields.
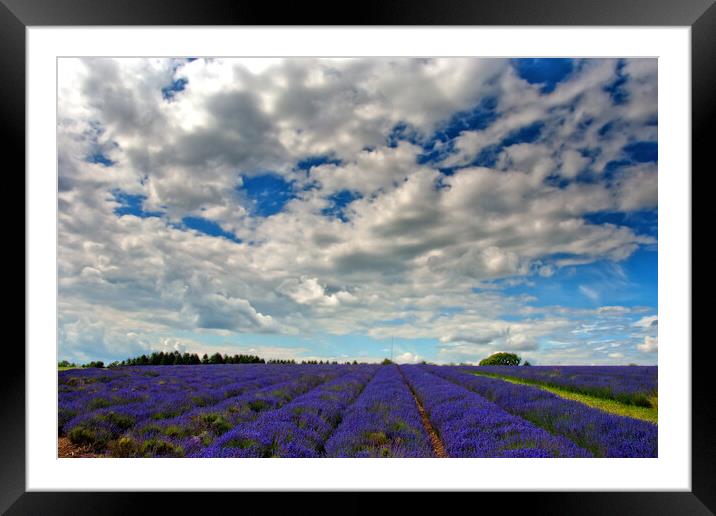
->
xmin=189 ymin=292 xmax=277 ymax=332
xmin=634 ymin=315 xmax=658 ymax=328
xmin=277 ymin=276 xmax=355 ymax=307
xmin=637 ymin=335 xmax=658 ymax=353
xmin=504 ymin=332 xmax=539 ymax=351
xmin=394 ymin=352 xmax=422 ymax=364
xmin=57 ymin=57 xmax=657 ymax=363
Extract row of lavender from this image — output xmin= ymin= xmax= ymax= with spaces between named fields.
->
xmin=464 ymin=365 xmax=657 ymax=407
xmin=424 ymin=365 xmax=657 ymax=457
xmin=400 ymin=366 xmax=591 ymax=457
xmin=324 ymin=365 xmax=434 ymax=457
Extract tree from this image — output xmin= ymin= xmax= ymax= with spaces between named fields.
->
xmin=381 ymin=358 xmax=393 ymax=365
xmin=523 ymin=361 xmax=532 ymax=366
xmin=209 ymin=352 xmax=224 ymax=364
xmin=478 ymin=352 xmax=521 ymax=366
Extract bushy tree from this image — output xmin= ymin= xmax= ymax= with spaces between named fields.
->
xmin=478 ymin=352 xmax=521 ymax=366
xmin=209 ymin=352 xmax=224 ymax=364
xmin=381 ymin=358 xmax=393 ymax=365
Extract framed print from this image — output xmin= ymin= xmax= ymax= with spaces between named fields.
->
xmin=7 ymin=0 xmax=713 ymax=513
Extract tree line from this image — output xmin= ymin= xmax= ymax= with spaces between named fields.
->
xmin=112 ymin=351 xmax=266 ymax=367
xmin=60 ymin=351 xmax=372 ymax=368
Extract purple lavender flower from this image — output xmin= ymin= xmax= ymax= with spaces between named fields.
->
xmin=324 ymin=365 xmax=433 ymax=457
xmin=426 ymin=365 xmax=657 ymax=457
xmin=400 ymin=366 xmax=591 ymax=458
xmin=202 ymin=366 xmax=377 ymax=458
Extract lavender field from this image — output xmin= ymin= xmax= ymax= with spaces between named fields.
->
xmin=58 ymin=364 xmax=657 ymax=458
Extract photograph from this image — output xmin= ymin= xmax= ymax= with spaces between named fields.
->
xmin=56 ymin=56 xmax=659 ymax=459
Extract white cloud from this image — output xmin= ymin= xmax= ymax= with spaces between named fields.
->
xmin=504 ymin=332 xmax=539 ymax=351
xmin=637 ymin=335 xmax=658 ymax=353
xmin=597 ymin=306 xmax=630 ymax=314
xmin=579 ymin=285 xmax=600 ymax=302
xmin=616 ymin=164 xmax=658 ymax=211
xmin=394 ymin=352 xmax=422 ymax=364
xmin=560 ymin=148 xmax=590 ymax=178
xmin=439 ymin=328 xmax=507 ymax=346
xmin=277 ymin=276 xmax=356 ymax=308
xmin=634 ymin=315 xmax=658 ymax=328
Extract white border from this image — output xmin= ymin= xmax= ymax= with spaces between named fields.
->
xmin=27 ymin=27 xmax=691 ymax=491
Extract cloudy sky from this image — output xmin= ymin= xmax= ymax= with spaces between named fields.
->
xmin=57 ymin=57 xmax=657 ymax=365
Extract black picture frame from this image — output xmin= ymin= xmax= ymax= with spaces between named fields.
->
xmin=6 ymin=0 xmax=711 ymax=513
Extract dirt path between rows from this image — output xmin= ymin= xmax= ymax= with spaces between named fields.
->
xmin=58 ymin=437 xmax=101 ymax=458
xmin=397 ymin=366 xmax=447 ymax=458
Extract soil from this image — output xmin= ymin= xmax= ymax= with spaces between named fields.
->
xmin=58 ymin=437 xmax=102 ymax=458
xmin=397 ymin=366 xmax=448 ymax=458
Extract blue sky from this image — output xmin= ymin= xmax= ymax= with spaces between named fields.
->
xmin=57 ymin=57 xmax=658 ymax=365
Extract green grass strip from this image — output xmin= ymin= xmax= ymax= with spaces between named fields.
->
xmin=471 ymin=372 xmax=658 ymax=425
